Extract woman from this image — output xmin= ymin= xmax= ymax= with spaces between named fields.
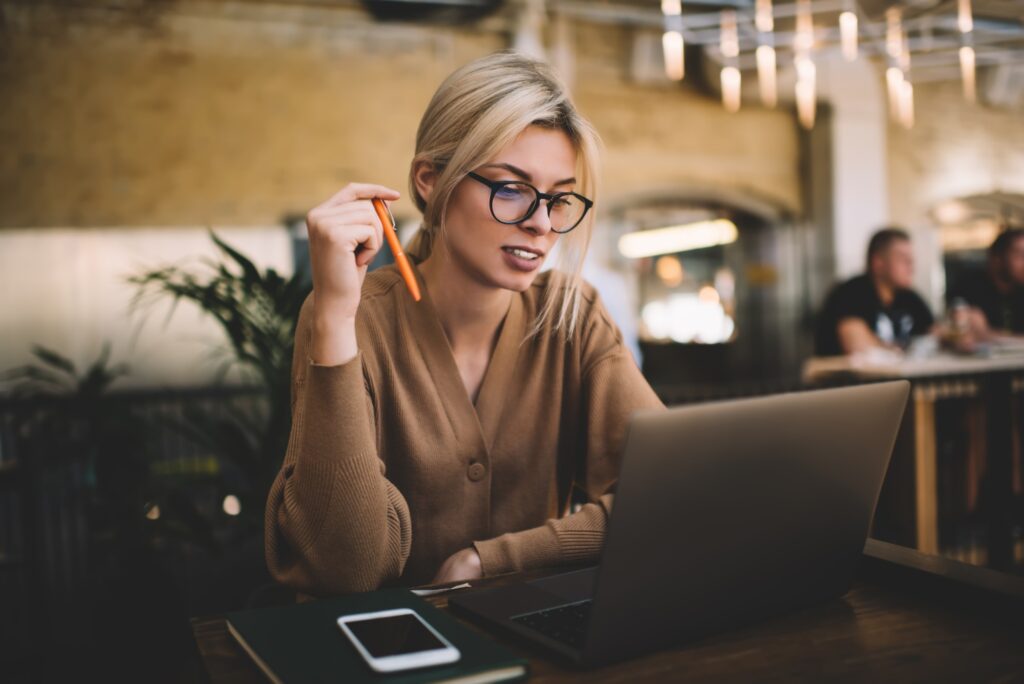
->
xmin=265 ymin=50 xmax=666 ymax=597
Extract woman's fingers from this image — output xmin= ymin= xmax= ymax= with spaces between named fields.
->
xmin=303 ymin=182 xmax=398 ymax=325
xmin=321 ymin=182 xmax=401 ymax=209
xmin=354 ymin=228 xmax=382 ymax=268
xmin=312 ymin=206 xmax=386 ymax=261
xmin=313 ymin=202 xmax=384 ymax=232
xmin=310 ymin=200 xmax=387 ymax=239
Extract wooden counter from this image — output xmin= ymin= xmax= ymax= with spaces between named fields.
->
xmin=191 ymin=540 xmax=1024 ymax=683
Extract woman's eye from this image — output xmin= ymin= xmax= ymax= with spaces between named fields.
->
xmin=495 ymin=186 xmax=524 ymax=198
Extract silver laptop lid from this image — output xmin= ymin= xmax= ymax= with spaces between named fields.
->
xmin=582 ymin=381 xmax=910 ymax=665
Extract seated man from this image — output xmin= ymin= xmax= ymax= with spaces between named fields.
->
xmin=815 ymin=227 xmax=935 ymax=356
xmin=947 ymin=228 xmax=1024 ymax=339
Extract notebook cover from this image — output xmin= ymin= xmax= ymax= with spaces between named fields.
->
xmin=226 ymin=588 xmax=529 ymax=684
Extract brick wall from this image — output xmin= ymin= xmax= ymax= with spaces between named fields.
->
xmin=0 ymin=1 xmax=801 ymax=228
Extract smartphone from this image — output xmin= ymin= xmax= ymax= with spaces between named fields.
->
xmin=337 ymin=608 xmax=461 ymax=673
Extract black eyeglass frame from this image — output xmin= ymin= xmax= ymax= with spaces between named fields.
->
xmin=466 ymin=171 xmax=594 ymax=234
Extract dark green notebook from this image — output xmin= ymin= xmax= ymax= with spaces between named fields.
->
xmin=226 ymin=588 xmax=528 ymax=684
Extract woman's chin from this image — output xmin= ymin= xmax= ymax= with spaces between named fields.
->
xmin=455 ymin=252 xmax=544 ymax=293
xmin=490 ymin=267 xmax=542 ymax=292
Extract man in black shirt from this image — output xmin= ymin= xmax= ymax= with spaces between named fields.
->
xmin=947 ymin=228 xmax=1024 ymax=337
xmin=815 ymin=228 xmax=935 ymax=356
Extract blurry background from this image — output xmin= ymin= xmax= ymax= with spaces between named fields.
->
xmin=0 ymin=0 xmax=1022 ymax=681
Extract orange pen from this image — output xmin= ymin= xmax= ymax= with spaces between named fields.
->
xmin=372 ymin=197 xmax=421 ymax=302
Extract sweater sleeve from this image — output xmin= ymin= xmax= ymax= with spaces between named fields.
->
xmin=264 ymin=297 xmax=412 ymax=596
xmin=473 ymin=290 xmax=665 ymax=575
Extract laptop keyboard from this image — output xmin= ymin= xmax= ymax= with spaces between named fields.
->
xmin=510 ymin=599 xmax=593 ymax=649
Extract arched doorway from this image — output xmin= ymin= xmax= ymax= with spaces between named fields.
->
xmin=598 ymin=187 xmax=806 ymax=401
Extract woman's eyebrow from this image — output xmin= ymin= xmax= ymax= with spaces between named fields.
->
xmin=480 ymin=162 xmax=576 ymax=187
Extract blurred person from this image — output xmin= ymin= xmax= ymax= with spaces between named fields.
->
xmin=265 ymin=51 xmax=665 ymax=597
xmin=815 ymin=227 xmax=935 ymax=356
xmin=946 ymin=228 xmax=1024 ymax=340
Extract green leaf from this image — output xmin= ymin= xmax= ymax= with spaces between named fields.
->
xmin=30 ymin=345 xmax=77 ymax=376
xmin=210 ymin=230 xmax=263 ymax=285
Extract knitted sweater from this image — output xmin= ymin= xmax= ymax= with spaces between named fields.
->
xmin=265 ymin=259 xmax=665 ymax=596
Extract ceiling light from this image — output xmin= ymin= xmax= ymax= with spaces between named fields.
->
xmin=618 ymin=219 xmax=738 ymax=259
xmin=663 ymin=30 xmax=685 ymax=81
xmin=839 ymin=11 xmax=858 ymax=61
xmin=756 ymin=45 xmax=777 ymax=108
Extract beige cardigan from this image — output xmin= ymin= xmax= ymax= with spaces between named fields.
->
xmin=265 ymin=259 xmax=665 ymax=596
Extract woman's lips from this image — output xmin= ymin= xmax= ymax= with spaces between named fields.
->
xmin=501 ymin=246 xmax=542 ymax=272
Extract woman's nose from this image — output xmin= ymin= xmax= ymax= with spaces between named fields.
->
xmin=519 ymin=200 xmax=553 ymax=235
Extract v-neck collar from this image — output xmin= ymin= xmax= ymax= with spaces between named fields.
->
xmin=402 ymin=259 xmax=525 ymax=455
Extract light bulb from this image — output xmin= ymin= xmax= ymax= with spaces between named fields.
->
xmin=839 ymin=11 xmax=858 ymax=61
xmin=663 ymin=30 xmax=685 ymax=81
xmin=721 ymin=66 xmax=741 ymax=113
xmin=756 ymin=45 xmax=777 ymax=108
xmin=959 ymin=45 xmax=976 ymax=103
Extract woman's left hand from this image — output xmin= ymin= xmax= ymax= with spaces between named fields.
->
xmin=432 ymin=547 xmax=483 ymax=584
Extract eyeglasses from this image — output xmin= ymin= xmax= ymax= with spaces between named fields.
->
xmin=467 ymin=171 xmax=593 ymax=234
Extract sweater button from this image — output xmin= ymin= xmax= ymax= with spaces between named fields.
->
xmin=467 ymin=462 xmax=486 ymax=481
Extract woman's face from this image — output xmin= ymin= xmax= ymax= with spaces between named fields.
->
xmin=440 ymin=125 xmax=579 ymax=293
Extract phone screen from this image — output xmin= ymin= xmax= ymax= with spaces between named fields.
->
xmin=345 ymin=613 xmax=447 ymax=658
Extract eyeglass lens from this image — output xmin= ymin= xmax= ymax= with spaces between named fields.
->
xmin=491 ymin=183 xmax=586 ymax=231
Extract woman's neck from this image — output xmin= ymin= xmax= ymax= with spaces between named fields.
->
xmin=419 ymin=249 xmax=512 ymax=353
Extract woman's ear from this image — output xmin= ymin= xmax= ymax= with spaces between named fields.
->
xmin=411 ymin=159 xmax=437 ymax=204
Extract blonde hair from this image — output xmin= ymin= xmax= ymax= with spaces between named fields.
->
xmin=405 ymin=50 xmax=602 ymax=340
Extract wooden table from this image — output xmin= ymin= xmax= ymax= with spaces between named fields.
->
xmin=191 ymin=540 xmax=1024 ymax=683
xmin=803 ymin=353 xmax=1024 ymax=566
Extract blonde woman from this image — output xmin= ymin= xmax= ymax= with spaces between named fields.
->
xmin=265 ymin=50 xmax=666 ymax=596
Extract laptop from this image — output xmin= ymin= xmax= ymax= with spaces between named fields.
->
xmin=449 ymin=381 xmax=910 ymax=667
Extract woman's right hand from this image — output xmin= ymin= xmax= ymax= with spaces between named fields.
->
xmin=305 ymin=182 xmax=401 ymax=365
